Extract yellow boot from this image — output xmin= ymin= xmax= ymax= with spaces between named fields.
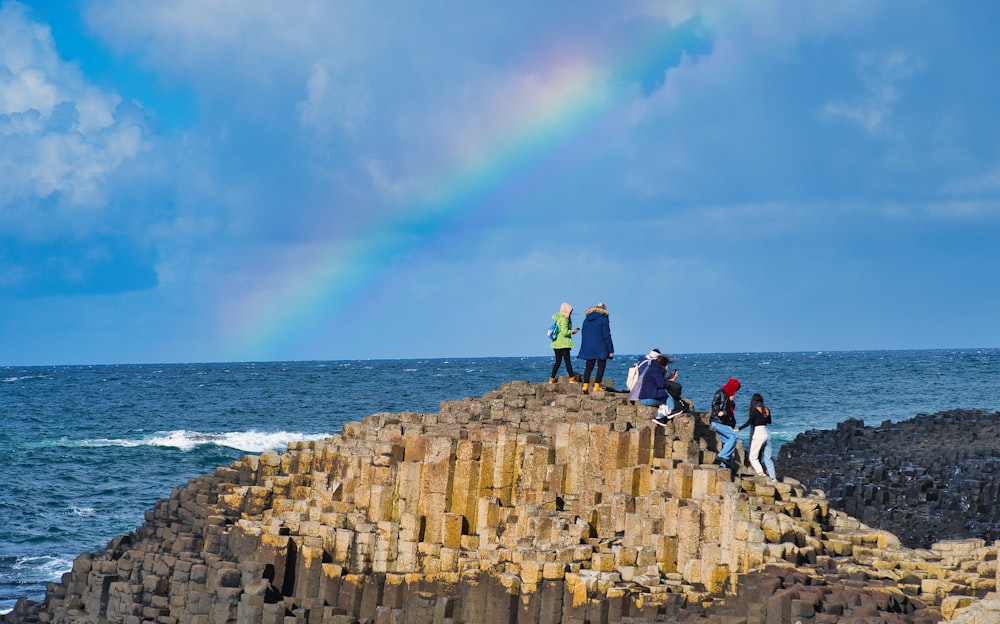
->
xmin=582 ymin=383 xmax=589 ymax=392
xmin=549 ymin=377 xmax=556 ymax=384
xmin=593 ymin=382 xmax=604 ymax=392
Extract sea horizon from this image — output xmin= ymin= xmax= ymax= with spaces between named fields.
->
xmin=4 ymin=344 xmax=996 ymax=370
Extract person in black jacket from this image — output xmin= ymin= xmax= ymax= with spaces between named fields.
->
xmin=737 ymin=392 xmax=776 ymax=480
xmin=710 ymin=378 xmax=741 ymax=469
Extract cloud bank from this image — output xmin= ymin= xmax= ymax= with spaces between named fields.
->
xmin=1 ymin=0 xmax=998 ymax=364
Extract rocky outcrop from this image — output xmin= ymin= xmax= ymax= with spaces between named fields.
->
xmin=778 ymin=409 xmax=1000 ymax=549
xmin=4 ymin=381 xmax=998 ymax=623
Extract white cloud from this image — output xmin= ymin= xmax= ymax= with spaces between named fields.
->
xmin=296 ymin=60 xmax=370 ymax=137
xmin=83 ymin=2 xmax=684 ymax=182
xmin=1 ymin=66 xmax=57 ymax=113
xmin=912 ymin=202 xmax=1000 ymax=221
xmin=948 ymin=166 xmax=1000 ymax=196
xmin=85 ymin=0 xmax=348 ymax=87
xmin=821 ymin=51 xmax=923 ymax=134
xmin=0 ymin=1 xmax=148 ymax=231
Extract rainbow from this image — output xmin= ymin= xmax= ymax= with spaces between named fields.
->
xmin=220 ymin=17 xmax=711 ymax=361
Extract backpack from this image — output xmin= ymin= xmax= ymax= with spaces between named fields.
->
xmin=626 ymin=359 xmax=647 ymax=391
xmin=546 ymin=322 xmax=559 ymax=341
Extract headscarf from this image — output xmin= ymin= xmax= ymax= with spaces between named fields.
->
xmin=722 ymin=378 xmax=741 ymax=397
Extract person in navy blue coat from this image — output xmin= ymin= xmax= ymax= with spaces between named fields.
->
xmin=576 ymin=302 xmax=614 ymax=392
xmin=628 ymin=349 xmax=687 ymax=425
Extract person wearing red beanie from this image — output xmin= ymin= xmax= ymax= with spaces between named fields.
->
xmin=710 ymin=378 xmax=741 ymax=469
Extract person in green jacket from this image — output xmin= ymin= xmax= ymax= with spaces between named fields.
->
xmin=549 ymin=302 xmax=580 ymax=383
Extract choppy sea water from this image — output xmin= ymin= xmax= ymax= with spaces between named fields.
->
xmin=2 ymin=349 xmax=999 ymax=612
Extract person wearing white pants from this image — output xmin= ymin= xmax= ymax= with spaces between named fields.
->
xmin=737 ymin=392 xmax=776 ymax=480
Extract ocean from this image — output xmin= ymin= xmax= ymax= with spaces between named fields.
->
xmin=2 ymin=349 xmax=999 ymax=612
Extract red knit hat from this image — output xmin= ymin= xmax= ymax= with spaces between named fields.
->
xmin=722 ymin=378 xmax=741 ymax=396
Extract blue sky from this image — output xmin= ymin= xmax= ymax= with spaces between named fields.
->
xmin=1 ymin=0 xmax=998 ymax=366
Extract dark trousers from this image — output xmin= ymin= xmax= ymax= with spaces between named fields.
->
xmin=582 ymin=359 xmax=606 ymax=384
xmin=551 ymin=348 xmax=575 ymax=378
xmin=664 ymin=379 xmax=683 ymax=409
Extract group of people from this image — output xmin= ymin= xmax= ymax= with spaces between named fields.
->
xmin=548 ymin=301 xmax=776 ymax=481
xmin=708 ymin=378 xmax=776 ymax=480
xmin=548 ymin=301 xmax=614 ymax=392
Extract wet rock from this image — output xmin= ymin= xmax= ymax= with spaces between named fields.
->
xmin=779 ymin=409 xmax=1000 ymax=549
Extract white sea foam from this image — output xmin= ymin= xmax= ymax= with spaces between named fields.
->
xmin=78 ymin=430 xmax=329 ymax=453
xmin=71 ymin=506 xmax=97 ymax=516
xmin=10 ymin=555 xmax=74 ymax=580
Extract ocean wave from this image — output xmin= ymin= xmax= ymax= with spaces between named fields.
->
xmin=76 ymin=430 xmax=329 ymax=453
xmin=2 ymin=375 xmax=45 ymax=383
xmin=2 ymin=554 xmax=74 ymax=581
xmin=0 ymin=554 xmax=75 ymax=614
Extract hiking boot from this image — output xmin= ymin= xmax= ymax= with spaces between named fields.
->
xmin=581 ymin=383 xmax=589 ymax=392
xmin=568 ymin=377 xmax=577 ymax=384
xmin=593 ymin=383 xmax=604 ymax=392
xmin=549 ymin=377 xmax=556 ymax=384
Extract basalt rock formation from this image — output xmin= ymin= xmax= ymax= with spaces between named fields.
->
xmin=4 ymin=381 xmax=999 ymax=624
xmin=778 ymin=409 xmax=1000 ymax=550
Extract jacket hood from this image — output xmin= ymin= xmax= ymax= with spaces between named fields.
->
xmin=722 ymin=378 xmax=741 ymax=396
xmin=559 ymin=302 xmax=573 ymax=317
xmin=584 ymin=306 xmax=609 ymax=316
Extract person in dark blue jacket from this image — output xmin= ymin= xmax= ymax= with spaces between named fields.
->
xmin=627 ymin=349 xmax=686 ymax=425
xmin=576 ymin=302 xmax=614 ymax=392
